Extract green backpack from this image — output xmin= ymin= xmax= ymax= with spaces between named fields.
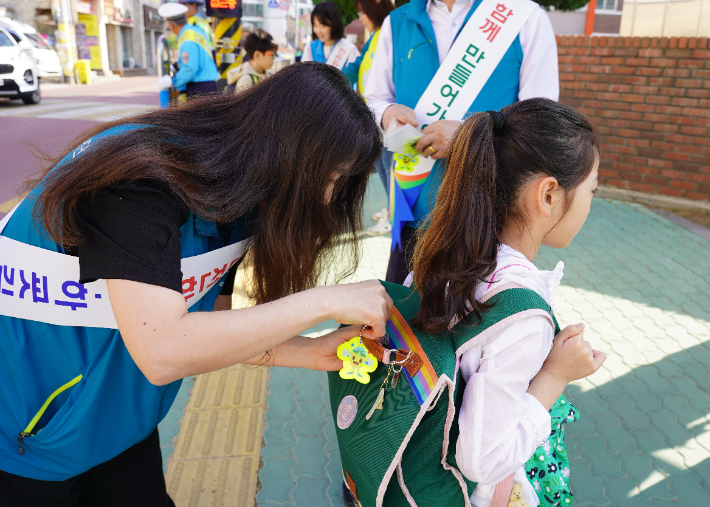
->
xmin=328 ymin=281 xmax=560 ymax=507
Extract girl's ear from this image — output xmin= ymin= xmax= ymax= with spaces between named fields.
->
xmin=536 ymin=176 xmax=561 ymax=218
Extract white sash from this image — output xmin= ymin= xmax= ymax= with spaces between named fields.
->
xmin=0 ymin=202 xmax=251 ymax=329
xmin=325 ymin=39 xmax=351 ymax=70
xmin=391 ymin=0 xmax=535 ymax=177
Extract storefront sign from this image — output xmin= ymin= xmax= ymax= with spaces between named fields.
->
xmin=112 ymin=0 xmax=133 ymax=23
xmin=207 ymin=0 xmax=242 ymax=18
xmin=76 ymin=13 xmax=102 ymax=70
xmin=75 ymin=0 xmax=92 ymax=14
xmin=144 ymin=6 xmax=162 ymax=30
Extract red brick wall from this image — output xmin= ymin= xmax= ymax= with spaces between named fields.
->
xmin=557 ymin=36 xmax=710 ymax=201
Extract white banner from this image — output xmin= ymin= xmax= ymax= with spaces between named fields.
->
xmin=0 ymin=203 xmax=251 ymax=329
xmin=326 ymin=39 xmax=350 ymax=70
xmin=392 ymin=0 xmax=535 ymax=177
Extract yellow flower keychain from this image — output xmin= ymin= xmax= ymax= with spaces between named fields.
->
xmin=337 ymin=328 xmax=378 ymax=384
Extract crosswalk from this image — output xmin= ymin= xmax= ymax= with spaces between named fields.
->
xmin=0 ymin=99 xmax=156 ymax=122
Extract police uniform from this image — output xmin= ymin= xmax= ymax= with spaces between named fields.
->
xmin=158 ymin=3 xmax=219 ymax=97
xmin=179 ymin=0 xmax=216 ymax=51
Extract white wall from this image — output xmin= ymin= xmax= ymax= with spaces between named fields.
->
xmin=620 ymin=0 xmax=710 ymax=36
xmin=547 ymin=9 xmax=587 ymax=35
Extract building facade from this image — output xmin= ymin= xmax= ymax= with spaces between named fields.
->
xmin=0 ymin=0 xmax=164 ymax=77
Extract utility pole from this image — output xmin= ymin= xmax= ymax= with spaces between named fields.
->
xmin=52 ymin=0 xmax=77 ymax=83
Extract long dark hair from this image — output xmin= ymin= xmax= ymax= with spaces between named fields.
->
xmin=29 ymin=63 xmax=382 ymax=304
xmin=311 ymin=2 xmax=344 ymax=41
xmin=357 ymin=0 xmax=395 ymax=29
xmin=411 ymin=98 xmax=599 ymax=334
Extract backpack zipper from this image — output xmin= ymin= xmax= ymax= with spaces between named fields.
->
xmin=18 ymin=374 xmax=83 ymax=455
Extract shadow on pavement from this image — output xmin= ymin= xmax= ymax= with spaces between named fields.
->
xmin=564 ymin=338 xmax=710 ymax=506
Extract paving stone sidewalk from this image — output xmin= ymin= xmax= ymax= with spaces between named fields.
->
xmin=163 ymin=175 xmax=710 ymax=506
xmin=255 ymin=180 xmax=710 ymax=506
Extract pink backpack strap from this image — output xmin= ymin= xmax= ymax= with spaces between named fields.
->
xmin=490 ymin=473 xmax=515 ymax=507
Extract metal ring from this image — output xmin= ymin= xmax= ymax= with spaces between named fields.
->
xmin=427 ymin=145 xmax=437 ymax=155
xmin=359 ymin=325 xmax=368 ymax=340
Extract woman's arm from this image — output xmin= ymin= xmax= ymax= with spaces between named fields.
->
xmin=108 ymin=279 xmax=391 ymax=385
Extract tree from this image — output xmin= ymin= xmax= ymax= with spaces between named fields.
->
xmin=315 ymin=0 xmax=590 ymax=28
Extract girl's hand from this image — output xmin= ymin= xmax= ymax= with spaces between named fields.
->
xmin=319 ymin=281 xmax=393 ymax=340
xmin=541 ymin=323 xmax=606 ymax=387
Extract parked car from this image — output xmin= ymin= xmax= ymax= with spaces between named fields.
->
xmin=0 ymin=26 xmax=40 ymax=104
xmin=0 ymin=17 xmax=61 ymax=80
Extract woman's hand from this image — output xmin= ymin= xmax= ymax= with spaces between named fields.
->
xmin=319 ymin=280 xmax=393 ymax=340
xmin=311 ymin=325 xmax=363 ymax=371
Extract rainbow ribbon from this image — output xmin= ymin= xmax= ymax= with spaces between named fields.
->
xmin=385 ymin=306 xmax=439 ymax=405
xmin=390 ymin=151 xmax=433 ymax=250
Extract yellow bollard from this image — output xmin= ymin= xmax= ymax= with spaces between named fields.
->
xmin=75 ymin=60 xmax=92 ymax=85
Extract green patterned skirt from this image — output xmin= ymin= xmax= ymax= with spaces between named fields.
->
xmin=525 ymin=395 xmax=579 ymax=506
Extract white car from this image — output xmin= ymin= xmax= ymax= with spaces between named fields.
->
xmin=0 ymin=26 xmax=40 ymax=104
xmin=0 ymin=17 xmax=61 ymax=79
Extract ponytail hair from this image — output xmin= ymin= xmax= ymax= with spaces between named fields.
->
xmin=411 ymin=98 xmax=599 ymax=334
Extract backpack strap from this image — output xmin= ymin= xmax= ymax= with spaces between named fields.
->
xmin=451 ymin=285 xmax=560 ymax=358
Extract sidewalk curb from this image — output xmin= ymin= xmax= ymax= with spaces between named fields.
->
xmin=651 ymin=208 xmax=710 ymax=242
xmin=596 ymin=185 xmax=710 ymax=212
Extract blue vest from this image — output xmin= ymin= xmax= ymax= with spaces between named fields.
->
xmin=310 ymin=39 xmax=327 ymax=63
xmin=389 ymin=0 xmax=523 ymax=226
xmin=0 ymin=126 xmax=252 ymax=480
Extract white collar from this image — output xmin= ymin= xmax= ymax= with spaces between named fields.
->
xmin=476 ymin=244 xmax=564 ymax=313
xmin=426 ymin=0 xmax=472 ymax=13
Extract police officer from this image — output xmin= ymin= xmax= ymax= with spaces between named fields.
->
xmin=157 ymin=2 xmax=219 ymax=97
xmin=179 ymin=0 xmax=215 ymax=51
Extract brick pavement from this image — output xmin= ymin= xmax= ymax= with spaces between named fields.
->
xmin=165 ymin=175 xmax=710 ymax=506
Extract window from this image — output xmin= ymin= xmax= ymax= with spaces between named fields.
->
xmin=596 ymin=0 xmax=617 ymax=10
xmin=25 ymin=33 xmax=51 ymax=50
xmin=0 ymin=30 xmax=14 ymax=47
xmin=242 ymin=3 xmax=264 ymax=17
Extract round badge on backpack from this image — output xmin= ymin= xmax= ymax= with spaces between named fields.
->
xmin=337 ymin=395 xmax=358 ymax=429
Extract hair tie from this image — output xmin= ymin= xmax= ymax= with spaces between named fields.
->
xmin=486 ymin=110 xmax=506 ymax=135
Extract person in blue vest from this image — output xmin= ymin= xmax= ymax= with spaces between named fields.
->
xmin=157 ymin=2 xmax=219 ymax=98
xmin=364 ymin=0 xmax=559 ymax=284
xmin=341 ymin=0 xmax=396 ymax=238
xmin=0 ymin=64 xmax=392 ymax=506
xmin=302 ymin=1 xmax=360 ymax=69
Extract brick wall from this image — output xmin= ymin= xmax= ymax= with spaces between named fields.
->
xmin=557 ymin=36 xmax=710 ymax=202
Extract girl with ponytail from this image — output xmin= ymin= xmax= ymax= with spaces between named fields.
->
xmin=410 ymin=98 xmax=607 ymax=506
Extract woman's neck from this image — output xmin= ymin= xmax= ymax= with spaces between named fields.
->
xmin=323 ymin=39 xmax=336 ymax=47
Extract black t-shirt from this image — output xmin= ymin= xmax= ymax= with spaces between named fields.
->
xmin=74 ymin=179 xmax=241 ymax=296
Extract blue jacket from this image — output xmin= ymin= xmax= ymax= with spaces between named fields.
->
xmin=390 ymin=0 xmax=523 ymax=226
xmin=173 ymin=24 xmax=219 ymax=89
xmin=0 ymin=125 xmax=252 ymax=480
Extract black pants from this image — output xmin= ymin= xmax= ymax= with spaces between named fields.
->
xmin=0 ymin=428 xmax=174 ymax=507
xmin=185 ymin=80 xmax=218 ymax=98
xmin=386 ymin=225 xmax=418 ymax=285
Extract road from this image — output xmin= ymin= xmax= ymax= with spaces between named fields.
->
xmin=0 ymin=76 xmax=158 ymax=216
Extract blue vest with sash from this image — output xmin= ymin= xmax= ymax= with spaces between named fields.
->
xmin=389 ymin=0 xmax=523 ymax=226
xmin=0 ymin=125 xmax=252 ymax=480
